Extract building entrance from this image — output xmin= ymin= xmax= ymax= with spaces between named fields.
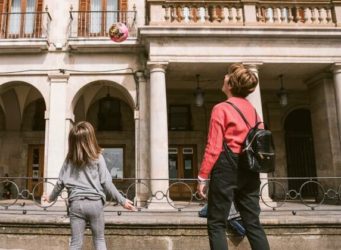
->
xmin=285 ymin=109 xmax=317 ymax=198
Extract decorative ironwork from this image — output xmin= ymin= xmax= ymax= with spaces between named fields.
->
xmin=1 ymin=177 xmax=341 ymax=215
xmin=69 ymin=10 xmax=137 ymax=38
xmin=0 ymin=11 xmax=52 ymax=39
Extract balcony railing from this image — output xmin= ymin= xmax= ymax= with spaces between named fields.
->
xmin=163 ymin=4 xmax=243 ymax=25
xmin=256 ymin=3 xmax=335 ymax=26
xmin=69 ymin=9 xmax=137 ymax=39
xmin=148 ymin=1 xmax=339 ymax=27
xmin=1 ymin=177 xmax=341 ymax=214
xmin=0 ymin=11 xmax=52 ymax=39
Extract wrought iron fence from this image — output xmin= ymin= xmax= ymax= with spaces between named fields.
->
xmin=0 ymin=11 xmax=52 ymax=39
xmin=0 ymin=176 xmax=340 ymax=215
xmin=69 ymin=9 xmax=137 ymax=38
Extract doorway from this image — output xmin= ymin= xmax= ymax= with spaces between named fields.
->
xmin=27 ymin=144 xmax=44 ymax=198
xmin=168 ymin=145 xmax=197 ymax=200
xmin=285 ymin=109 xmax=317 ymax=198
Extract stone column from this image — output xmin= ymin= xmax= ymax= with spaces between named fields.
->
xmin=44 ymin=74 xmax=69 ymax=194
xmin=244 ymin=63 xmax=273 ymax=208
xmin=147 ymin=62 xmax=172 ymax=209
xmin=135 ymin=71 xmax=151 ymax=206
xmin=333 ymin=63 xmax=341 ymax=143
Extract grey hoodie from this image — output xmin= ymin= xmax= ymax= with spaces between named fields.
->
xmin=49 ymin=154 xmax=126 ymax=205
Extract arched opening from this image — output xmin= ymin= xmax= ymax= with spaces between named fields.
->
xmin=73 ymin=81 xmax=135 ymax=195
xmin=284 ymin=108 xmax=317 ymax=198
xmin=0 ymin=82 xmax=46 ymax=200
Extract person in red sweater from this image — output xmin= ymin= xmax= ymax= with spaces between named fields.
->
xmin=197 ymin=63 xmax=270 ymax=250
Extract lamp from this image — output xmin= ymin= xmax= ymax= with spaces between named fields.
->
xmin=194 ymin=74 xmax=204 ymax=107
xmin=277 ymin=74 xmax=288 ymax=107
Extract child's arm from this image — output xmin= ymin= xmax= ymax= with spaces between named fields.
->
xmin=43 ymin=161 xmax=67 ymax=202
xmin=98 ymin=155 xmax=135 ymax=211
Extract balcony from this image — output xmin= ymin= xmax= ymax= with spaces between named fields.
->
xmin=147 ymin=0 xmax=341 ymax=27
xmin=68 ymin=8 xmax=139 ymax=53
xmin=0 ymin=10 xmax=51 ymax=53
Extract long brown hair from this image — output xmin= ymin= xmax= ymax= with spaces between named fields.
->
xmin=227 ymin=63 xmax=258 ymax=97
xmin=66 ymin=121 xmax=102 ymax=167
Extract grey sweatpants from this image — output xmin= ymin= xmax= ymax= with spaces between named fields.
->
xmin=69 ymin=199 xmax=106 ymax=250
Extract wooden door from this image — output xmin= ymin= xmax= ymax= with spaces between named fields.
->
xmin=168 ymin=145 xmax=197 ymax=200
xmin=27 ymin=144 xmax=44 ymax=198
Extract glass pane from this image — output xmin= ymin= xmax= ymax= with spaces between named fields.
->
xmin=169 ymin=106 xmax=191 ymax=130
xmin=9 ymin=0 xmax=21 ymax=34
xmin=168 ymin=155 xmax=178 ymax=179
xmin=90 ymin=0 xmax=101 ymax=33
xmin=24 ymin=0 xmax=36 ymax=34
xmin=106 ymin=0 xmax=118 ymax=29
xmin=102 ymin=148 xmax=124 ymax=179
xmin=183 ymin=155 xmax=193 ymax=178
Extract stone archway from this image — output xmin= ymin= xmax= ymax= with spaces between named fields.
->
xmin=72 ymin=81 xmax=136 ymax=198
xmin=0 ymin=81 xmax=46 ymax=196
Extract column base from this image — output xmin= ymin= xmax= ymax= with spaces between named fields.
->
xmin=147 ymin=197 xmax=175 ymax=210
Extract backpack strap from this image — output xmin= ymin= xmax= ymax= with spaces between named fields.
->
xmin=226 ymin=101 xmax=257 ymax=129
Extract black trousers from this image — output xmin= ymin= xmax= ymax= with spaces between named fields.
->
xmin=207 ymin=152 xmax=270 ymax=250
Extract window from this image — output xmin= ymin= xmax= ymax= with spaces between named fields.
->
xmin=102 ymin=147 xmax=124 ymax=179
xmin=169 ymin=105 xmax=191 ymax=131
xmin=0 ymin=0 xmax=44 ymax=38
xmin=78 ymin=0 xmax=127 ymax=36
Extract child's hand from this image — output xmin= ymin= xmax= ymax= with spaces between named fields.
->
xmin=42 ymin=192 xmax=50 ymax=203
xmin=122 ymin=199 xmax=136 ymax=211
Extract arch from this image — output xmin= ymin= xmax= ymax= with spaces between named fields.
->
xmin=0 ymin=81 xmax=47 ymax=108
xmin=22 ymin=98 xmax=46 ymax=131
xmin=284 ymin=108 xmax=317 ymax=197
xmin=70 ymin=80 xmax=135 ymax=113
xmin=0 ymin=81 xmax=46 ymax=130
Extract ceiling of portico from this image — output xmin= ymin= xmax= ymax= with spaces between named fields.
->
xmin=166 ymin=62 xmax=331 ymax=90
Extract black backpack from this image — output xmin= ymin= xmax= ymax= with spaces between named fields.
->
xmin=225 ymin=101 xmax=275 ymax=173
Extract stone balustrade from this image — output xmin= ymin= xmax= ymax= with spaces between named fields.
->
xmin=147 ymin=1 xmax=341 ymax=27
xmin=256 ymin=4 xmax=335 ymax=26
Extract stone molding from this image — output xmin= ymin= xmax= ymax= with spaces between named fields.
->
xmin=147 ymin=61 xmax=168 ymax=73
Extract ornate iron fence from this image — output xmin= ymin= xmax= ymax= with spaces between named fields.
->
xmin=0 ymin=177 xmax=340 ymax=215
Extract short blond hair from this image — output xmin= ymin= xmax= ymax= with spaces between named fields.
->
xmin=227 ymin=63 xmax=258 ymax=97
xmin=66 ymin=121 xmax=102 ymax=167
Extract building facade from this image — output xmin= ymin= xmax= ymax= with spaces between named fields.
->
xmin=1 ymin=0 xmax=341 ymax=205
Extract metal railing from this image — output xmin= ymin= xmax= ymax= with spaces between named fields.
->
xmin=1 ymin=176 xmax=341 ymax=215
xmin=0 ymin=11 xmax=52 ymax=39
xmin=69 ymin=9 xmax=137 ymax=38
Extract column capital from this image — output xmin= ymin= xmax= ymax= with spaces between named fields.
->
xmin=147 ymin=61 xmax=168 ymax=72
xmin=135 ymin=71 xmax=147 ymax=82
xmin=332 ymin=63 xmax=341 ymax=74
xmin=48 ymin=73 xmax=70 ymax=83
xmin=242 ymin=62 xmax=263 ymax=73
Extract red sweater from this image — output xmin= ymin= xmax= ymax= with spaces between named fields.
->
xmin=198 ymin=97 xmax=260 ymax=180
